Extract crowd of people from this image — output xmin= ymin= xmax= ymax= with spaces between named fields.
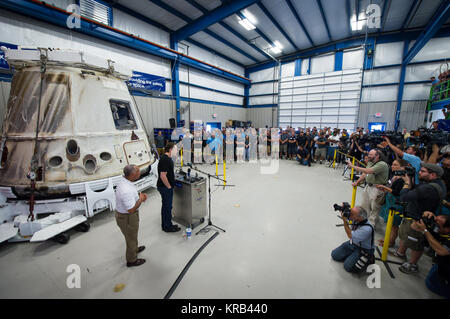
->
xmin=431 ymin=70 xmax=449 ymax=104
xmin=330 ymin=126 xmax=450 ymax=299
xmin=152 ymin=124 xmax=450 ymax=298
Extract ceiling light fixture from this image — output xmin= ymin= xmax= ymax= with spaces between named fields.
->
xmin=271 ymin=41 xmax=283 ymax=54
xmin=238 ymin=16 xmax=256 ymax=30
xmin=351 ymin=13 xmax=367 ymax=31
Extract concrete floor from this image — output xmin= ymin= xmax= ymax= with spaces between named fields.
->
xmin=0 ymin=160 xmax=441 ymax=299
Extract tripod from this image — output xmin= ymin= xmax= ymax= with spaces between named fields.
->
xmin=187 ymin=165 xmax=234 ymax=235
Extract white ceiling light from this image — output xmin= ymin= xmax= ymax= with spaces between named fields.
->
xmin=237 ymin=16 xmax=256 ymax=30
xmin=351 ymin=12 xmax=367 ymax=31
xmin=271 ymin=41 xmax=283 ymax=54
xmin=242 ymin=9 xmax=257 ymax=25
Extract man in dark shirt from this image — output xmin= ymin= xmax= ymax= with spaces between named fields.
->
xmin=394 ymin=163 xmax=446 ymax=274
xmin=296 ymin=131 xmax=307 ymax=150
xmin=155 ymin=131 xmax=166 ymax=157
xmin=288 ymin=129 xmax=297 ymax=160
xmin=157 ymin=142 xmax=180 ymax=232
xmin=296 ymin=145 xmax=311 ymax=167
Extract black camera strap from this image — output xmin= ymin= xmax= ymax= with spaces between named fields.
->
xmin=354 ymin=220 xmax=374 ymax=253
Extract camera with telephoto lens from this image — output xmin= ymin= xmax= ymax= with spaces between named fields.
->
xmin=422 ymin=215 xmax=438 ymax=231
xmin=393 ymin=166 xmax=416 ymax=178
xmin=333 ymin=202 xmax=351 ymax=218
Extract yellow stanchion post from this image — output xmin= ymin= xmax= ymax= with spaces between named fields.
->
xmin=351 ymin=157 xmax=357 ymax=208
xmin=333 ymin=149 xmax=337 ymax=169
xmin=223 ymin=159 xmax=226 ymax=187
xmin=215 ymin=154 xmax=218 ymax=176
xmin=180 ymin=148 xmax=183 ymax=168
xmin=381 ymin=209 xmax=395 ymax=262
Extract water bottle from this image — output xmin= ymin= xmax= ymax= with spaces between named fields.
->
xmin=186 ymin=227 xmax=192 ymax=239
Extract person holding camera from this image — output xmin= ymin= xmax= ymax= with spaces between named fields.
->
xmin=331 ymin=206 xmax=375 ymax=273
xmin=411 ymin=212 xmax=450 ymax=298
xmin=347 ymin=149 xmax=389 ymax=229
xmin=376 ymin=159 xmax=410 ymax=248
xmin=393 ymin=163 xmax=447 ymax=274
xmin=384 ymin=136 xmax=421 ymax=185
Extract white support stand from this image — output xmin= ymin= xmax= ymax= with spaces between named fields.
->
xmin=85 ymin=178 xmax=116 ymax=218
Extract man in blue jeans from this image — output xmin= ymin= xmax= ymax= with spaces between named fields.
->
xmin=157 ymin=142 xmax=180 ymax=233
xmin=331 ymin=206 xmax=375 ymax=272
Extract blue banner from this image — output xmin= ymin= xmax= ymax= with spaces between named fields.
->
xmin=128 ymin=71 xmax=166 ymax=92
xmin=0 ymin=42 xmax=18 ymax=70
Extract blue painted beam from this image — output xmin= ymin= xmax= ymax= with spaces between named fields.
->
xmin=245 ymin=24 xmax=450 ymax=73
xmin=179 ymin=81 xmax=244 ymax=97
xmin=334 ymin=51 xmax=343 ymax=71
xmin=110 ymin=2 xmax=171 ymax=33
xmin=316 ymin=0 xmax=332 ymax=42
xmin=172 ymin=0 xmax=261 ymax=42
xmin=403 ymin=0 xmax=450 ymax=65
xmin=394 ymin=40 xmax=410 ymax=131
xmin=256 ymin=2 xmax=299 ymax=50
xmin=202 ymin=30 xmax=259 ymax=63
xmin=244 ymin=70 xmax=250 ymax=108
xmin=184 ymin=0 xmax=209 ymax=15
xmin=170 ymin=37 xmax=181 ymax=125
xmin=401 ymin=0 xmax=420 ymax=30
xmin=185 ymin=38 xmax=245 ymax=67
xmin=107 ymin=1 xmax=249 ymax=66
xmin=150 ymin=0 xmax=259 ymax=63
xmin=236 ymin=11 xmax=277 ymax=49
xmin=363 ymin=37 xmax=375 ymax=70
xmin=285 ymin=0 xmax=315 ymax=47
xmin=182 ymin=0 xmax=272 ymax=61
xmin=380 ymin=0 xmax=391 ymax=32
xmin=346 ymin=0 xmax=353 ymax=36
xmin=219 ymin=22 xmax=272 ymax=60
xmin=294 ymin=58 xmax=302 ymax=76
xmin=0 ymin=0 xmax=250 ymax=85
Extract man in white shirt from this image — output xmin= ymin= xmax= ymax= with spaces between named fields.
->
xmin=115 ymin=164 xmax=147 ymax=267
xmin=327 ymin=131 xmax=340 ymax=163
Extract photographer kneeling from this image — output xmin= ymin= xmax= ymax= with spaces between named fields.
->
xmin=411 ymin=212 xmax=450 ymax=299
xmin=331 ymin=205 xmax=375 ymax=273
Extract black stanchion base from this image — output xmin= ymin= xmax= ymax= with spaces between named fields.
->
xmin=196 ymin=220 xmax=225 ymax=235
xmin=375 ymin=246 xmax=405 ymax=279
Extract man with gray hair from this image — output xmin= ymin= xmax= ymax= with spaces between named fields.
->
xmin=347 ymin=149 xmax=389 ymax=229
xmin=115 ymin=164 xmax=148 ymax=267
xmin=331 ymin=206 xmax=375 ymax=273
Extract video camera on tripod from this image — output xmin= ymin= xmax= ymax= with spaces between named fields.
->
xmin=359 ymin=131 xmax=404 ymax=148
xmin=409 ymin=128 xmax=450 ymax=147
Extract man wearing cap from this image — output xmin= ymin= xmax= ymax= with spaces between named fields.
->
xmin=392 ymin=163 xmax=447 ymax=274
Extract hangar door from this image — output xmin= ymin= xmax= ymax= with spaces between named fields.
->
xmin=278 ymin=69 xmax=362 ymax=130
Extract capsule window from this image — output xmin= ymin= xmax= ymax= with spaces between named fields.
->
xmin=110 ymin=100 xmax=137 ymax=130
xmin=49 ymin=156 xmax=63 ymax=167
xmin=83 ymin=155 xmax=97 ymax=173
xmin=100 ymin=152 xmax=112 ymax=161
xmin=66 ymin=140 xmax=80 ymax=161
